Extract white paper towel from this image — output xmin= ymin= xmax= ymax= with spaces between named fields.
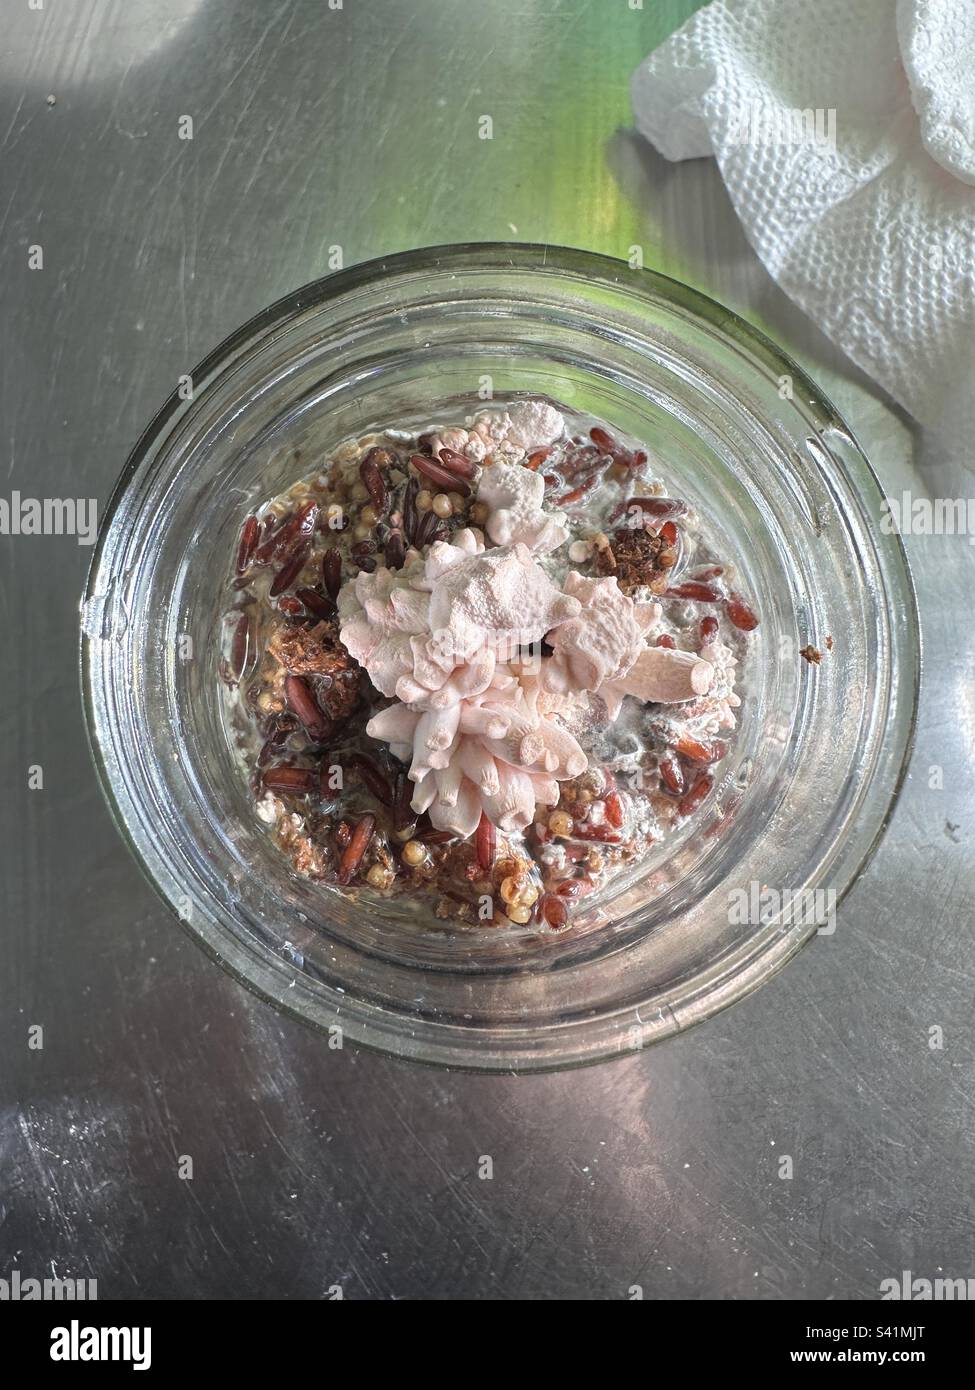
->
xmin=631 ymin=0 xmax=975 ymax=457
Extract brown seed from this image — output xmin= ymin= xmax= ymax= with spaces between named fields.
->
xmin=677 ymin=772 xmax=714 ymax=817
xmin=604 ymin=791 xmax=624 ymax=828
xmin=538 ymin=893 xmax=568 ymax=929
xmin=322 ymin=547 xmax=342 ymax=599
xmin=264 ymin=500 xmax=319 ymax=567
xmin=384 ymin=529 xmax=406 ymax=569
xmin=295 ymin=587 xmax=335 ymax=621
xmin=252 ymin=513 xmax=286 ymax=565
xmin=475 ymin=812 xmax=496 ymax=871
xmin=336 ymin=814 xmax=377 ymax=885
xmin=269 ymin=542 xmax=311 ymax=596
xmin=336 ymin=813 xmax=376 ymax=883
xmin=414 ymin=508 xmax=445 ymax=549
xmin=658 ymin=520 xmax=679 ymax=546
xmin=658 ymin=751 xmax=685 ymax=796
xmin=269 ymin=715 xmax=296 ymax=743
xmin=258 ymin=720 xmax=293 ymax=768
xmin=655 ymin=634 xmax=676 ymax=649
xmin=555 ymin=878 xmax=593 ymax=900
xmin=392 ymin=771 xmax=415 ymax=832
xmin=561 ymin=442 xmax=602 ymax=478
xmin=726 ymin=592 xmax=759 ymax=631
xmin=350 ymin=753 xmax=394 ymax=806
xmin=231 ymin=614 xmax=251 ymax=679
xmin=417 ymin=828 xmax=456 ymax=845
xmin=402 ymin=476 xmax=419 ymax=545
xmin=589 ymin=426 xmax=616 ymax=453
xmin=262 ymin=764 xmax=316 ymax=794
xmin=236 ymin=515 xmax=259 ymax=573
xmin=359 ymin=448 xmax=390 ymax=515
xmin=552 ymin=471 xmax=604 ymax=507
xmin=284 ymin=674 xmax=330 ymax=740
xmin=276 ymin=596 xmax=303 ymax=615
xmin=666 ymin=581 xmax=720 ymax=602
xmin=525 ymin=447 xmax=551 ymax=471
xmin=700 ymin=615 xmax=719 ymax=643
xmin=435 ymin=446 xmax=476 ymax=480
xmin=410 ymin=453 xmax=472 ymax=496
xmin=675 ymin=734 xmax=713 ymax=764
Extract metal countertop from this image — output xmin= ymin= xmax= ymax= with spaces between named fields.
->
xmin=2 ymin=0 xmax=972 ymax=1299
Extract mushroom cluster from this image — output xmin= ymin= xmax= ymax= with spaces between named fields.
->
xmin=338 ymin=442 xmax=716 ymax=838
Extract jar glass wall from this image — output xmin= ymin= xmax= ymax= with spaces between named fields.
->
xmin=82 ymin=245 xmax=919 ymax=1071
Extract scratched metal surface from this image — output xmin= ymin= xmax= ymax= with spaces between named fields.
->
xmin=2 ymin=0 xmax=972 ymax=1301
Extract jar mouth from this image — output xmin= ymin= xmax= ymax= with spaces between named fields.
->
xmin=81 ymin=244 xmax=919 ymax=1072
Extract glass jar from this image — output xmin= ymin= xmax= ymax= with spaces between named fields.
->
xmin=82 ymin=245 xmax=918 ymax=1071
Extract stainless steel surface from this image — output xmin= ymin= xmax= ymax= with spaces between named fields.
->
xmin=2 ymin=0 xmax=970 ymax=1299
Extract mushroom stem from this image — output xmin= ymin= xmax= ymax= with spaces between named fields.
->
xmin=618 ymin=646 xmax=714 ymax=704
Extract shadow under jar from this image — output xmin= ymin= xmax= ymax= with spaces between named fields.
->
xmin=82 ymin=245 xmax=919 ymax=1072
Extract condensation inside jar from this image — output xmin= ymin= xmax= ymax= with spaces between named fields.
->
xmin=217 ymin=397 xmax=763 ymax=938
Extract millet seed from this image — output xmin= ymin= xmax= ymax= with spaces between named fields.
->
xmin=499 ymin=875 xmax=521 ymax=904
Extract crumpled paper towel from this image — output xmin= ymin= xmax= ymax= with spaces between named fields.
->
xmin=631 ymin=0 xmax=975 ymax=456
